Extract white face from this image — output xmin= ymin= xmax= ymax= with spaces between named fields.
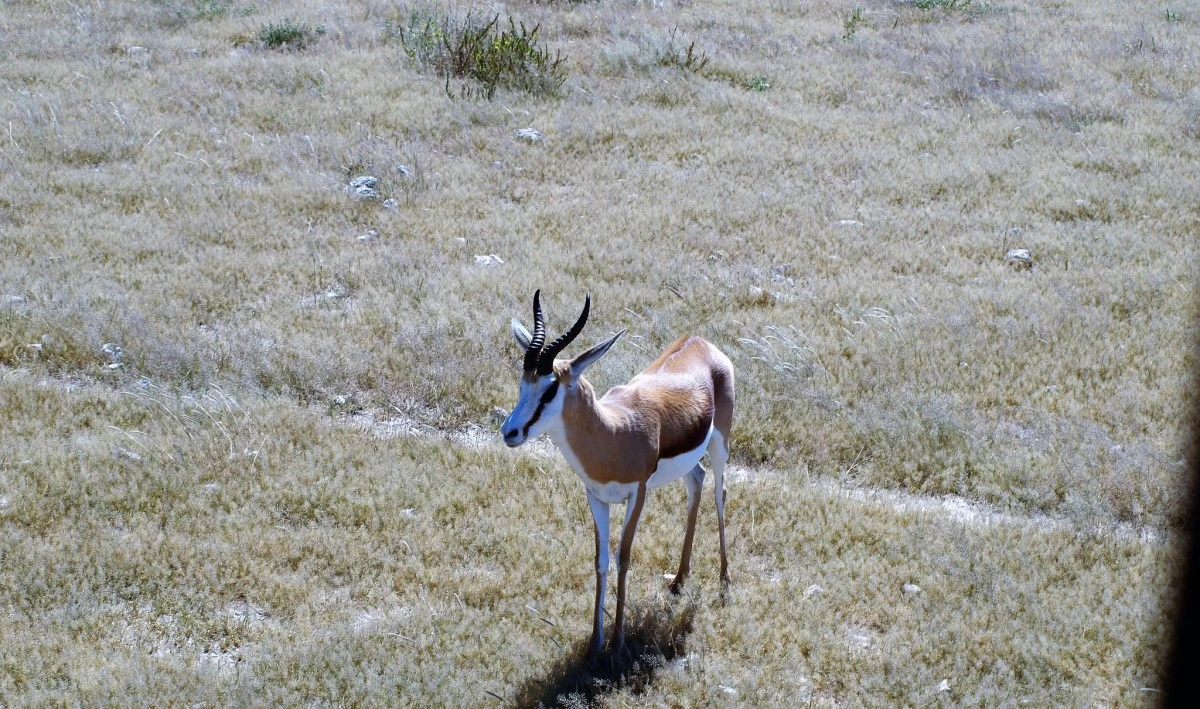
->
xmin=501 ymin=372 xmax=565 ymax=447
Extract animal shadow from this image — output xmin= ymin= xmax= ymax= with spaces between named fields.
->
xmin=511 ymin=600 xmax=696 ymax=708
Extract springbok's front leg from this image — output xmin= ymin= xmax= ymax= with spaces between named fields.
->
xmin=586 ymin=492 xmax=610 ymax=659
xmin=613 ymin=481 xmax=647 ymax=651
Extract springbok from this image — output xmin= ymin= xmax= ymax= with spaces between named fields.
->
xmin=501 ymin=290 xmax=734 ymax=657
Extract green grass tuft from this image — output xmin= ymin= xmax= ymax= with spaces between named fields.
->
xmin=257 ymin=19 xmax=317 ymax=50
xmin=844 ymin=8 xmax=864 ymax=41
xmin=193 ymin=0 xmax=231 ymax=20
xmin=394 ymin=9 xmax=567 ymax=100
xmin=653 ymin=27 xmax=710 ymax=73
xmin=744 ymin=75 xmax=770 ymax=92
xmin=915 ymin=0 xmax=974 ymax=9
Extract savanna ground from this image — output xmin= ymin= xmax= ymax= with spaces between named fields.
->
xmin=0 ymin=0 xmax=1196 ymax=705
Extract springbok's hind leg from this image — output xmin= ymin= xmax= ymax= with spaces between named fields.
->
xmin=708 ymin=432 xmax=731 ymax=587
xmin=612 ymin=482 xmax=647 ymax=651
xmin=670 ymin=464 xmax=705 ymax=595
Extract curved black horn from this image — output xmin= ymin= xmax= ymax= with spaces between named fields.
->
xmin=538 ymin=294 xmax=590 ymax=375
xmin=523 ymin=290 xmax=546 ymax=372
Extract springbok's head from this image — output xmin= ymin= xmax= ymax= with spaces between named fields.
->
xmin=501 ymin=290 xmax=622 ymax=447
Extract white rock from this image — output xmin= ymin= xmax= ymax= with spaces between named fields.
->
xmin=113 ymin=446 xmax=142 ymax=462
xmin=1004 ymin=248 xmax=1033 ymax=269
xmin=300 ymin=290 xmax=346 ymax=307
xmin=396 ymin=164 xmax=413 ymax=178
xmin=903 ymin=583 xmax=923 ymax=595
xmin=936 ymin=679 xmax=951 ymax=693
xmin=515 ymin=127 xmax=544 ymax=143
xmin=474 ymin=254 xmax=505 ymax=267
xmin=223 ymin=600 xmax=269 ymax=626
xmin=847 ymin=626 xmax=873 ymax=649
xmin=718 ymin=685 xmax=738 ymax=696
xmin=126 ymin=46 xmax=148 ymax=55
xmin=382 ymin=198 xmax=399 ymax=211
xmin=836 ymin=219 xmax=864 ymax=227
xmin=357 ymin=229 xmax=378 ymax=241
xmin=803 ymin=584 xmax=824 ymax=599
xmin=347 ymin=175 xmax=379 ymax=200
xmin=353 ymin=611 xmax=381 ymax=632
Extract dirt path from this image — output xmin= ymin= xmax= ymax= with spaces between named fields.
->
xmin=346 ymin=408 xmax=1168 ymax=546
xmin=1 ymin=365 xmax=1165 ymax=547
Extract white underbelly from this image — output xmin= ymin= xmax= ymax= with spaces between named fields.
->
xmin=647 ymin=425 xmax=713 ymax=490
xmin=585 ymin=480 xmax=641 ymax=505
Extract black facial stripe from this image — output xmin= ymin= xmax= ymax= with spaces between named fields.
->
xmin=521 ymin=380 xmax=559 ymax=438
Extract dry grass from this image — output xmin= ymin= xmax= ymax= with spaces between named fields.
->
xmin=0 ymin=0 xmax=1196 ymax=704
xmin=0 ymin=370 xmax=1172 ymax=704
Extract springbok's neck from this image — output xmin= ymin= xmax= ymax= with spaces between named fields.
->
xmin=560 ymin=376 xmax=629 ymax=444
xmin=544 ymin=378 xmax=603 ymax=481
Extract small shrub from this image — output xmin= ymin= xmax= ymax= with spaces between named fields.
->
xmin=843 ymin=8 xmax=864 ymax=41
xmin=654 ymin=27 xmax=709 ymax=73
xmin=194 ymin=0 xmax=230 ymax=20
xmin=394 ymin=10 xmax=566 ymax=100
xmin=154 ymin=0 xmax=233 ymax=28
xmin=914 ymin=0 xmax=973 ymax=9
xmin=257 ymin=19 xmax=315 ymax=50
xmin=1165 ymin=9 xmax=1180 ymax=23
xmin=744 ymin=75 xmax=770 ymax=92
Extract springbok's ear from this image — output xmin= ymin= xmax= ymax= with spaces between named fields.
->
xmin=511 ymin=318 xmax=533 ymax=350
xmin=569 ymin=330 xmax=625 ymax=378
